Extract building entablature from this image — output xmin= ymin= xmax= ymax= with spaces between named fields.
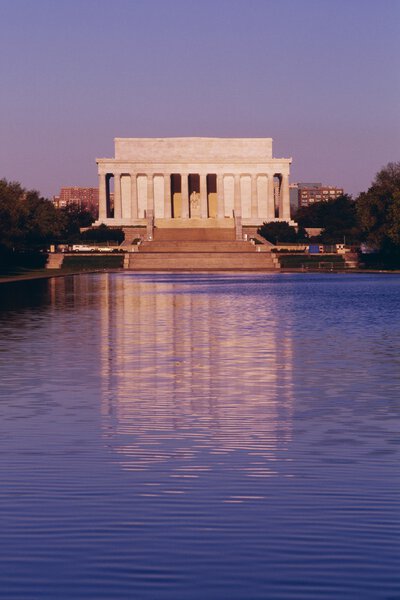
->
xmin=96 ymin=159 xmax=292 ymax=177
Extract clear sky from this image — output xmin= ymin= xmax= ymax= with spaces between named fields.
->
xmin=0 ymin=0 xmax=399 ymax=198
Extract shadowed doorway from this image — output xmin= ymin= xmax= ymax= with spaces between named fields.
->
xmin=171 ymin=174 xmax=182 ymax=218
xmin=207 ymin=174 xmax=217 ymax=218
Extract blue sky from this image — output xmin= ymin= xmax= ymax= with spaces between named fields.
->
xmin=0 ymin=0 xmax=399 ymax=197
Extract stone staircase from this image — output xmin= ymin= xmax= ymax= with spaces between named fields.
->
xmin=344 ymin=252 xmax=359 ymax=268
xmin=127 ymin=228 xmax=279 ymax=271
xmin=46 ymin=254 xmax=64 ymax=269
xmin=153 ymin=228 xmax=236 ymax=241
xmin=121 ymin=227 xmax=147 ymax=247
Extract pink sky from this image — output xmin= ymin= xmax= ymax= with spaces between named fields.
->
xmin=0 ymin=0 xmax=399 ymax=199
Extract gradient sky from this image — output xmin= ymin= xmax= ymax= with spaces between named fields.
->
xmin=0 ymin=0 xmax=399 ymax=198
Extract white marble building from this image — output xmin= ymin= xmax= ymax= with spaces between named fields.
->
xmin=96 ymin=137 xmax=292 ymax=227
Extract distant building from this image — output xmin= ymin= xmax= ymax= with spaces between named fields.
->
xmin=53 ymin=187 xmax=99 ymax=217
xmin=289 ymin=183 xmax=299 ymax=212
xmin=296 ymin=182 xmax=344 ymax=209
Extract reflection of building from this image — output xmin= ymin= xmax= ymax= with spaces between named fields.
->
xmin=295 ymin=182 xmax=344 ymax=209
xmin=98 ymin=274 xmax=294 ymax=475
xmin=96 ymin=138 xmax=293 ymax=227
xmin=53 ymin=187 xmax=99 ymax=217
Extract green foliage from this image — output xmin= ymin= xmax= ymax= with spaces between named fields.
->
xmin=294 ymin=204 xmax=323 ymax=228
xmin=0 ymin=178 xmax=102 ymax=255
xmin=258 ymin=221 xmax=307 ymax=244
xmin=59 ymin=204 xmax=96 ymax=242
xmin=0 ymin=178 xmax=64 ymax=251
xmin=295 ymin=194 xmax=360 ymax=243
xmin=81 ymin=224 xmax=124 ymax=244
xmin=0 ymin=250 xmax=48 ymax=275
xmin=356 ymin=162 xmax=400 ymax=255
xmin=278 ymin=254 xmax=345 ymax=268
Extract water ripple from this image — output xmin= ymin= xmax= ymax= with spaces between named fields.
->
xmin=0 ymin=273 xmax=399 ymax=599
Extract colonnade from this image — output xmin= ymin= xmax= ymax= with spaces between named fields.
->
xmin=98 ymin=171 xmax=291 ymax=223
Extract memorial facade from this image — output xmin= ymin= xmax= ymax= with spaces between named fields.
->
xmin=96 ymin=137 xmax=292 ymax=227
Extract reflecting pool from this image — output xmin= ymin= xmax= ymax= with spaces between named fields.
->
xmin=0 ymin=273 xmax=399 ymax=599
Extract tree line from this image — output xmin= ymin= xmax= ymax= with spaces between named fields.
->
xmin=0 ymin=180 xmax=100 ymax=271
xmin=1 ymin=161 xmax=399 ymax=266
xmin=258 ymin=162 xmax=400 ymax=266
xmin=0 ymin=179 xmax=95 ymax=253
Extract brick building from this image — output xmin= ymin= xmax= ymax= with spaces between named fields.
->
xmin=53 ymin=187 xmax=99 ymax=217
xmin=296 ymin=182 xmax=344 ymax=209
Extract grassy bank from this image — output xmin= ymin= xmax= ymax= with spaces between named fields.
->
xmin=0 ymin=267 xmax=51 ymax=281
xmin=0 ymin=254 xmax=125 ymax=284
xmin=278 ymin=254 xmax=346 ymax=269
xmin=0 ymin=251 xmax=48 ymax=275
xmin=61 ymin=254 xmax=124 ymax=270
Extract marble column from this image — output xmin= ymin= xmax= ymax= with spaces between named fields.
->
xmin=164 ymin=174 xmax=171 ymax=218
xmin=251 ymin=174 xmax=258 ymax=218
xmin=130 ymin=174 xmax=138 ymax=220
xmin=98 ymin=173 xmax=107 ymax=220
xmin=147 ymin=174 xmax=154 ymax=214
xmin=281 ymin=173 xmax=291 ymax=220
xmin=217 ymin=174 xmax=224 ymax=218
xmin=267 ymin=175 xmax=275 ymax=221
xmin=234 ymin=175 xmax=242 ymax=217
xmin=114 ymin=173 xmax=122 ymax=220
xmin=181 ymin=174 xmax=189 ymax=218
xmin=200 ymin=174 xmax=208 ymax=218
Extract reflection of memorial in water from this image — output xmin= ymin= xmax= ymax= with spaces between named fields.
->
xmin=99 ymin=274 xmax=294 ymax=477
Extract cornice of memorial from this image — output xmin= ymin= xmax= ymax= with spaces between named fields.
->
xmin=96 ymin=159 xmax=292 ymax=166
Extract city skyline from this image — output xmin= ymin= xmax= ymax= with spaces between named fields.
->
xmin=0 ymin=0 xmax=399 ymax=199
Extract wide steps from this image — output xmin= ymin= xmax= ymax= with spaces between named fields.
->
xmin=46 ymin=254 xmax=64 ymax=269
xmin=126 ymin=227 xmax=278 ymax=271
xmin=153 ymin=228 xmax=235 ymax=241
xmin=128 ymin=252 xmax=276 ymax=271
xmin=139 ymin=241 xmax=257 ymax=253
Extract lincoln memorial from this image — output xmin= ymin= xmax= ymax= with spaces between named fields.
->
xmin=96 ymin=137 xmax=292 ymax=228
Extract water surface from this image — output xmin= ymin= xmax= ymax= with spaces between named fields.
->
xmin=0 ymin=273 xmax=399 ymax=599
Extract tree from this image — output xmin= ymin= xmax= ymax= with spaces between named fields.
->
xmin=59 ymin=204 xmax=96 ymax=242
xmin=294 ymin=194 xmax=360 ymax=243
xmin=22 ymin=191 xmax=65 ymax=247
xmin=0 ymin=179 xmax=64 ymax=251
xmin=0 ymin=179 xmax=24 ymax=250
xmin=258 ymin=221 xmax=307 ymax=244
xmin=81 ymin=224 xmax=124 ymax=244
xmin=294 ymin=202 xmax=325 ymax=229
xmin=356 ymin=162 xmax=400 ymax=255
